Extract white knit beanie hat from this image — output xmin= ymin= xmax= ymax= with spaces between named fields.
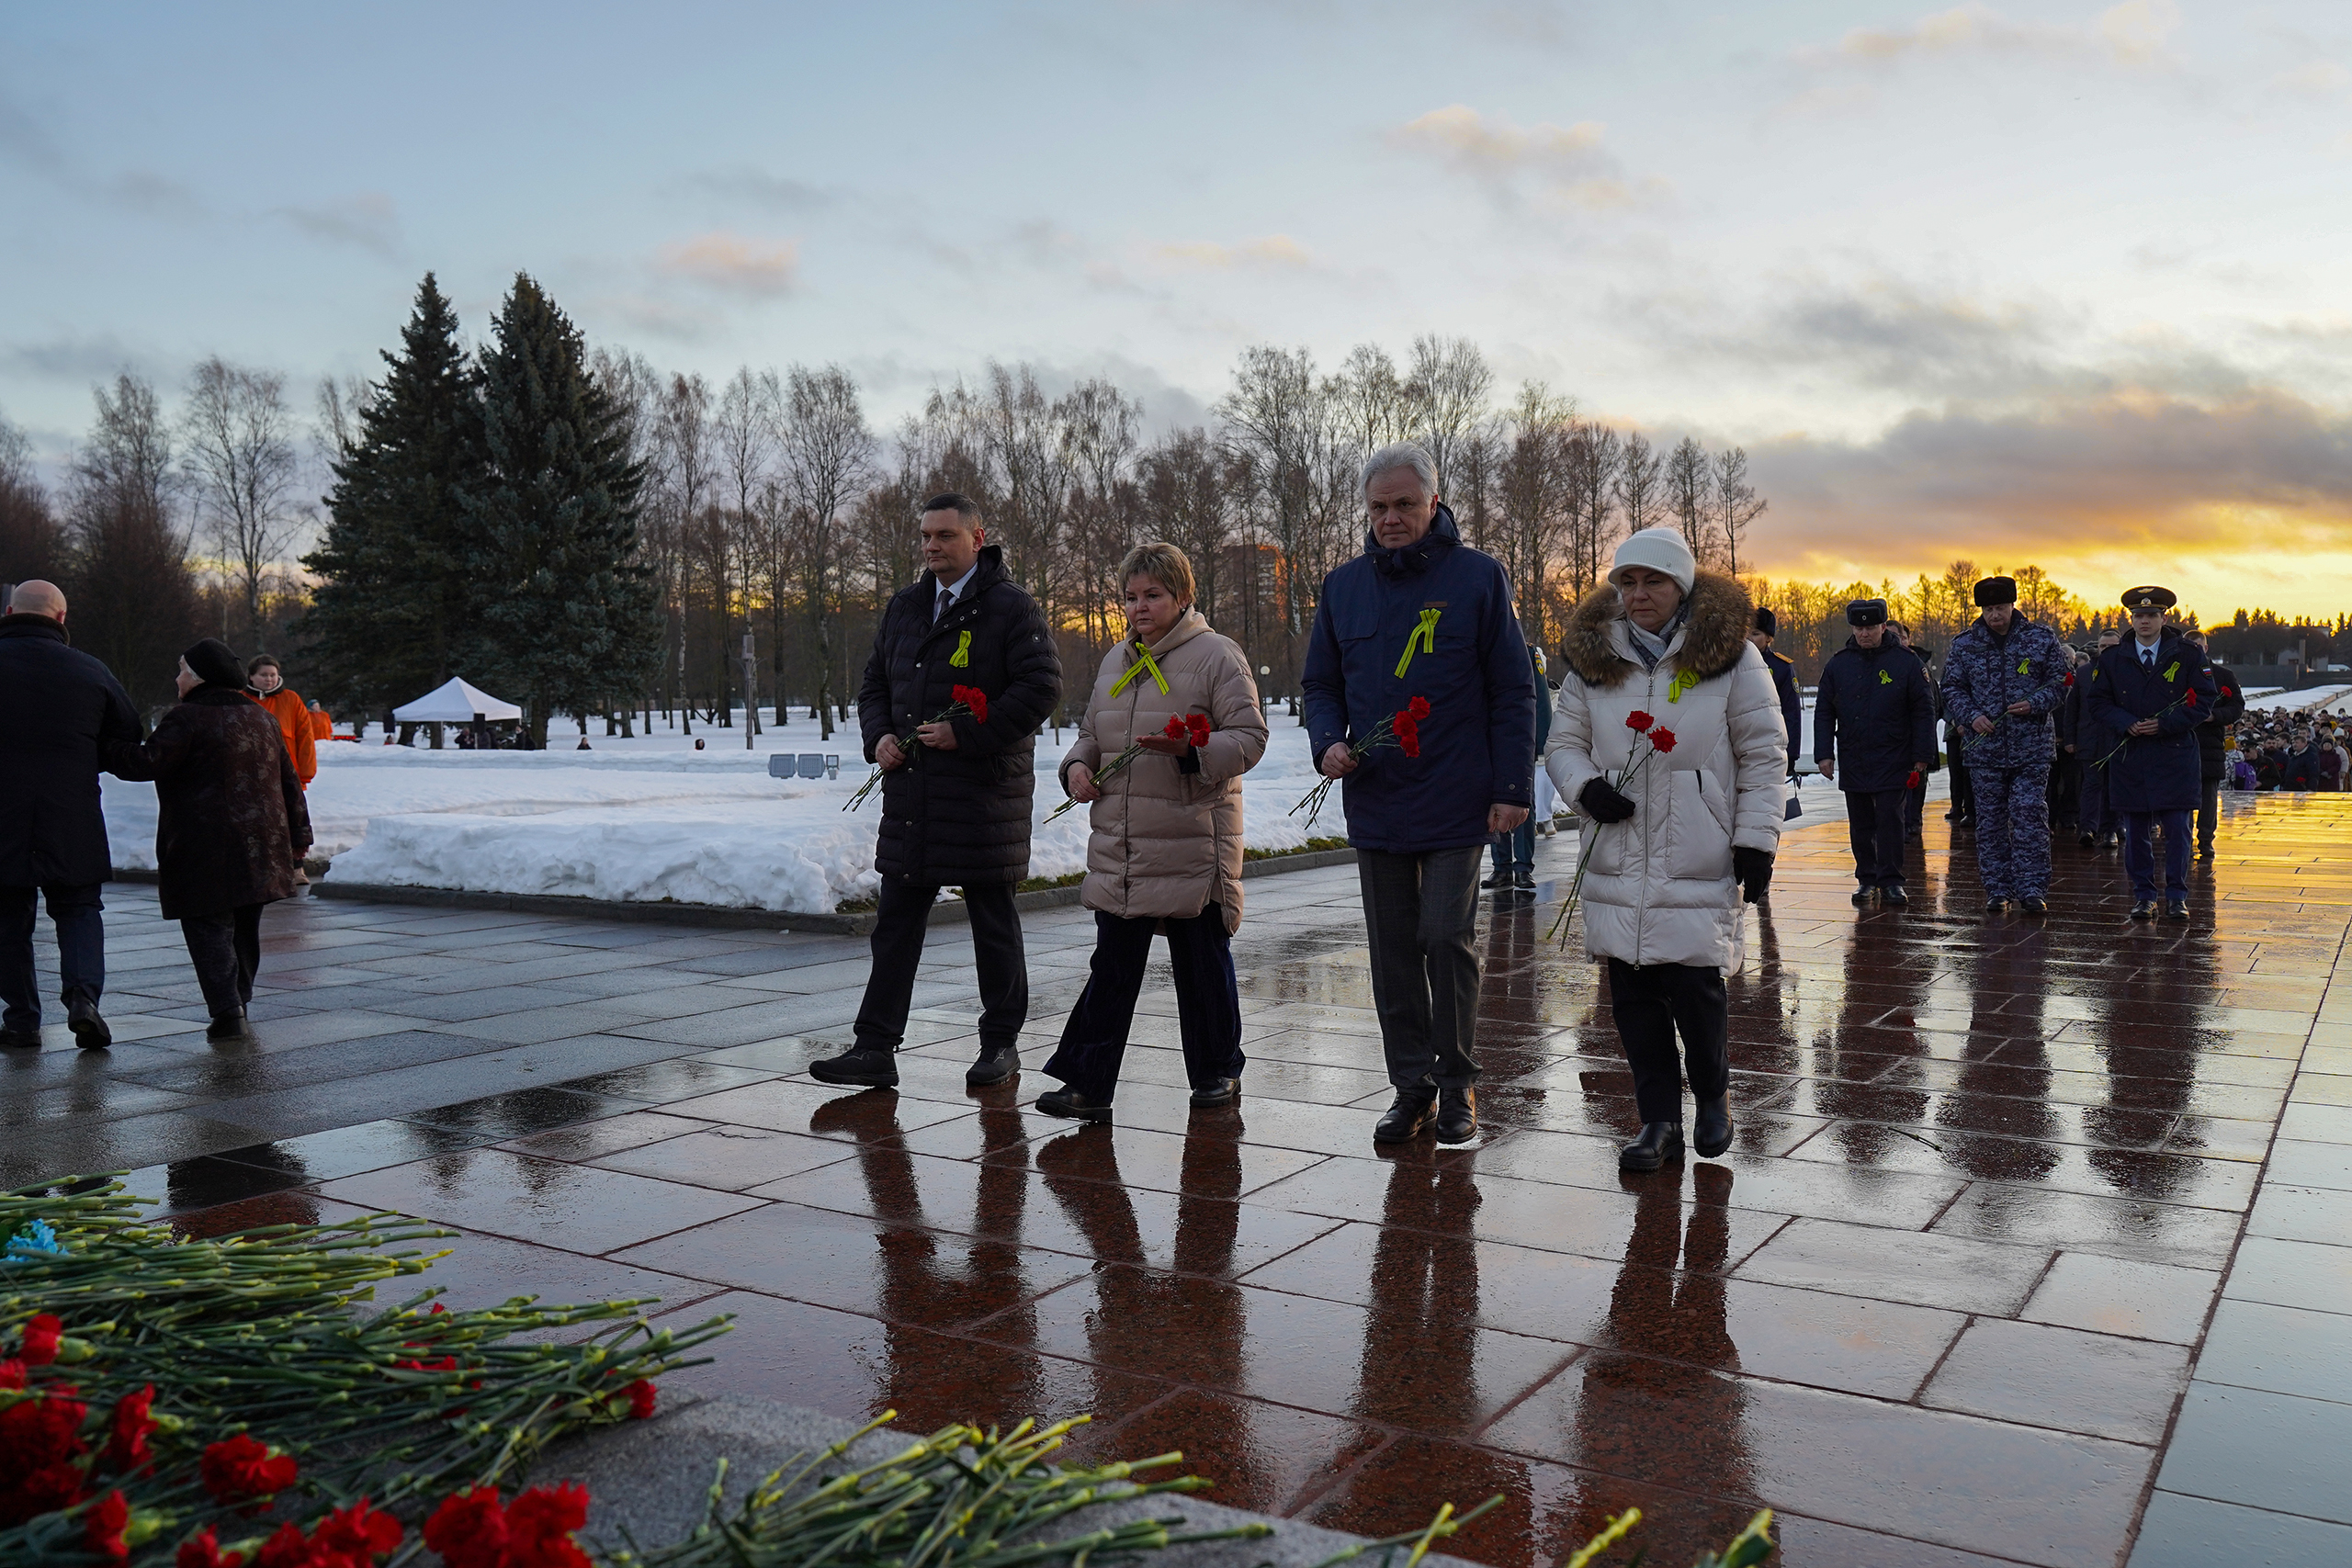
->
xmin=1610 ymin=527 xmax=1696 ymax=596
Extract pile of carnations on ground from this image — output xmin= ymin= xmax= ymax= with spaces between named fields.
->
xmin=1 ymin=1176 xmax=718 ymax=1566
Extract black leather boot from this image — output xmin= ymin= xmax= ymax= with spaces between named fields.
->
xmin=1620 ymin=1122 xmax=1684 ymax=1172
xmin=966 ymin=1044 xmax=1019 ymax=1086
xmin=1035 ymin=1087 xmax=1113 ymax=1122
xmin=1435 ymin=1087 xmax=1478 ymax=1145
xmin=206 ymin=1010 xmax=252 ymax=1043
xmin=67 ymin=997 xmax=111 ymax=1049
xmin=809 ymin=1047 xmax=899 ymax=1088
xmin=1693 ymin=1095 xmax=1733 ymax=1158
xmin=1374 ymin=1089 xmax=1437 ymax=1144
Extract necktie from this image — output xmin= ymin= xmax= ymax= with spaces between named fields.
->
xmin=2143 ymin=648 xmax=2154 ymax=670
xmin=934 ymin=589 xmax=953 ymax=624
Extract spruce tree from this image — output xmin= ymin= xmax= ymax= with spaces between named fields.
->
xmin=300 ymin=274 xmax=488 ymax=715
xmin=460 ymin=274 xmax=660 ymax=748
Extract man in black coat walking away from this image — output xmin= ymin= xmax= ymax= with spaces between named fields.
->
xmin=814 ymin=494 xmax=1062 ymax=1090
xmin=1814 ymin=599 xmax=1936 ymax=908
xmin=0 ymin=581 xmax=146 ymax=1049
xmin=2181 ymin=629 xmax=2245 ymax=860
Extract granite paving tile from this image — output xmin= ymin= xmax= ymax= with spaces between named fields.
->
xmin=319 ymin=1149 xmax=767 ymax=1252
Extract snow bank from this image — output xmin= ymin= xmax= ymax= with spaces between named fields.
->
xmin=101 ymin=716 xmax=1354 ymax=914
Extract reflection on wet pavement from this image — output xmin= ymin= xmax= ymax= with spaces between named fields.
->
xmin=14 ymin=793 xmax=2352 ymax=1565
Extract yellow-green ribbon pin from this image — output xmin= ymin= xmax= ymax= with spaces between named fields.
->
xmin=2163 ymin=660 xmax=2179 ymax=682
xmin=1395 ymin=609 xmax=1441 ymax=676
xmin=949 ymin=630 xmax=972 ymax=669
xmin=1109 ymin=640 xmax=1170 ymax=696
xmin=1670 ymin=667 xmax=1701 ymax=703
xmin=2017 ymin=657 xmax=2031 ymax=675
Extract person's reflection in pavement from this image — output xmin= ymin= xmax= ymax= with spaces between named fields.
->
xmin=1037 ymin=1120 xmax=1249 ymax=1462
xmin=809 ymin=1089 xmax=1045 ymax=1421
xmin=2086 ymin=918 xmax=2218 ymax=1203
xmin=1357 ymin=1153 xmax=1489 ymax=1424
xmin=1818 ymin=909 xmax=1929 ymax=1164
xmin=1577 ymin=1166 xmax=1755 ymax=1525
xmin=1948 ymin=921 xmax=2058 ymax=1182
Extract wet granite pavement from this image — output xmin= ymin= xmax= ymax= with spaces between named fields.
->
xmin=10 ymin=792 xmax=2352 ymax=1566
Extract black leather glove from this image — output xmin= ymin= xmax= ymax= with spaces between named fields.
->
xmin=1733 ymin=845 xmax=1774 ymax=904
xmin=1578 ymin=777 xmax=1636 ymax=823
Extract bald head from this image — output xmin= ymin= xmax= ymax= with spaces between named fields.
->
xmin=7 ymin=580 xmax=65 ymax=623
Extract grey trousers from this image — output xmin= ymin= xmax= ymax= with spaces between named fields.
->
xmin=1357 ymin=844 xmax=1485 ymax=1090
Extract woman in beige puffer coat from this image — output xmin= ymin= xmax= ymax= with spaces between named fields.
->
xmin=1038 ymin=542 xmax=1268 ymax=1122
xmin=1545 ymin=527 xmax=1785 ymax=1174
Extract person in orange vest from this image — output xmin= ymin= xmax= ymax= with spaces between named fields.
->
xmin=307 ymin=700 xmax=334 ymax=743
xmin=246 ymin=654 xmax=317 ymax=884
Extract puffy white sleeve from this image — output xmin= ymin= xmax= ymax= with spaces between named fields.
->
xmin=1544 ymin=676 xmax=1601 ymax=816
xmin=1725 ymin=645 xmax=1787 ymax=852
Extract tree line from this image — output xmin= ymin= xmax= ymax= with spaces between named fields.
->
xmin=4 ymin=276 xmax=1776 ymax=738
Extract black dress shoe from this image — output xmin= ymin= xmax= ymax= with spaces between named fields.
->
xmin=1881 ymin=885 xmax=1908 ymax=907
xmin=1479 ymin=872 xmax=1506 ymax=889
xmin=67 ymin=998 xmax=109 ymax=1049
xmin=2195 ymin=845 xmax=2213 ymax=862
xmin=2078 ymin=833 xmax=2096 ymax=849
xmin=2019 ymin=897 xmax=2048 ymax=915
xmin=2165 ymin=900 xmax=2190 ymax=921
xmin=1851 ymin=887 xmax=1876 ymax=907
xmin=1984 ymin=897 xmax=2008 ymax=914
xmin=206 ymin=1010 xmax=253 ymax=1043
xmin=1435 ymin=1087 xmax=1477 ymax=1145
xmin=1190 ymin=1077 xmax=1239 ymax=1107
xmin=0 ymin=1027 xmax=40 ymax=1050
xmin=1374 ymin=1089 xmax=1437 ymax=1144
xmin=2130 ymin=901 xmax=2158 ymax=921
xmin=966 ymin=1044 xmax=1018 ymax=1086
xmin=1036 ymin=1087 xmax=1113 ymax=1122
xmin=1620 ymin=1122 xmax=1684 ymax=1173
xmin=1511 ymin=867 xmax=1535 ymax=890
xmin=1692 ymin=1095 xmax=1733 ymax=1159
xmin=809 ymin=1047 xmax=899 ymax=1088
xmin=2101 ymin=834 xmax=2120 ymax=850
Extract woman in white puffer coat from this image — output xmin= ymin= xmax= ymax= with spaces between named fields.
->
xmin=1544 ymin=528 xmax=1786 ymax=1173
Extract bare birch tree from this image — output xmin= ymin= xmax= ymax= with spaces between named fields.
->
xmin=779 ymin=365 xmax=876 ymax=735
xmin=1711 ymin=446 xmax=1766 ymax=578
xmin=1614 ymin=429 xmax=1665 ymax=536
xmin=1404 ymin=334 xmax=1493 ymax=494
xmin=182 ymin=357 xmax=301 ymax=644
xmin=1665 ymin=435 xmax=1714 ymax=568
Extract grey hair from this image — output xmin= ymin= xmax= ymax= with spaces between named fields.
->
xmin=1360 ymin=441 xmax=1437 ymax=498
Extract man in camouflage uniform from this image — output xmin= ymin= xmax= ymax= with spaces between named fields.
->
xmin=1940 ymin=576 xmax=2071 ymax=915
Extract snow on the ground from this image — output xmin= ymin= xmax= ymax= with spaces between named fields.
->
xmin=102 ymin=710 xmax=1354 ymax=914
xmin=2245 ymin=684 xmax=2352 ymax=713
xmin=96 ymin=699 xmax=1962 ymax=915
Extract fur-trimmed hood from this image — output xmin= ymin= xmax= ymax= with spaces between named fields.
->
xmin=1561 ymin=570 xmax=1755 ymax=688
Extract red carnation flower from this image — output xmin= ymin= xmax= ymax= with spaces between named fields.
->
xmin=949 ymin=685 xmax=988 ymax=725
xmin=1906 ymin=770 xmax=1923 ymax=790
xmin=20 ymin=1314 xmax=62 ymax=1366
xmin=254 ymin=1521 xmax=311 ymax=1568
xmin=311 ymin=1497 xmax=402 ymax=1564
xmin=2184 ymin=690 xmax=2197 ymax=709
xmin=85 ymin=1489 xmax=130 ymax=1562
xmin=201 ymin=1434 xmax=299 ymax=1509
xmin=1647 ymin=726 xmax=1678 ymax=753
xmin=4 ymin=1462 xmax=86 ymax=1527
xmin=505 ymin=1483 xmax=592 ymax=1568
xmin=621 ymin=1379 xmax=656 ymax=1420
xmin=1625 ymin=710 xmax=1655 ymax=731
xmin=1186 ymin=714 xmax=1212 ymax=747
xmin=424 ymin=1486 xmax=508 ymax=1568
xmin=1162 ymin=714 xmax=1187 ymax=739
xmin=104 ymin=1384 xmax=156 ymax=1473
xmin=1408 ymin=695 xmax=1431 ymax=720
xmin=177 ymin=1526 xmax=247 ymax=1568
xmin=0 ymin=1389 xmax=91 ymax=1525
xmin=2062 ymin=672 xmax=2075 ymax=688
xmin=0 ymin=1358 xmax=24 ymax=1390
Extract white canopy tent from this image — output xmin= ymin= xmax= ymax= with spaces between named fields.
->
xmin=391 ymin=677 xmax=523 ymax=724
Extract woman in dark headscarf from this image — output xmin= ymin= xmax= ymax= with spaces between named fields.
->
xmin=112 ymin=638 xmax=312 ymax=1040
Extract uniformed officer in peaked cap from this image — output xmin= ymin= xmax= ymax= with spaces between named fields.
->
xmin=1814 ymin=598 xmax=1936 ymax=907
xmin=1940 ymin=575 xmax=2071 ymax=914
xmin=2084 ymin=586 xmax=2217 ymax=920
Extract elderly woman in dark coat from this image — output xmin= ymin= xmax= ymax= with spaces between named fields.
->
xmin=112 ymin=639 xmax=312 ymax=1041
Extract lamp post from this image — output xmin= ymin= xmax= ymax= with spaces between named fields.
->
xmin=741 ymin=629 xmax=759 ymax=750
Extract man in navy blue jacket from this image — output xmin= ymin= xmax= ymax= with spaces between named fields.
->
xmin=1303 ymin=442 xmax=1535 ymax=1148
xmin=1814 ymin=599 xmax=1936 ymax=908
xmin=2084 ymin=586 xmax=2217 ymax=920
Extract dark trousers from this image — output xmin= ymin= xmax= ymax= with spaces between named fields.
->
xmin=182 ymin=903 xmax=264 ymax=1017
xmin=1359 ymin=845 xmax=1484 ymax=1089
xmin=1950 ymin=762 xmax=1975 ymax=820
xmin=2080 ymin=760 xmax=2112 ymax=839
xmin=2122 ymin=810 xmax=2193 ymax=902
xmin=1044 ymin=907 xmax=1243 ymax=1102
xmin=2198 ymin=777 xmax=2220 ymax=852
xmin=1488 ymin=819 xmax=1535 ymax=874
xmin=1846 ymin=788 xmax=1910 ymax=887
xmin=2049 ymin=756 xmax=2080 ymax=829
xmin=1 ymin=884 xmax=106 ymax=1033
xmin=1904 ymin=777 xmax=1926 ymax=834
xmin=1606 ymin=957 xmax=1730 ymax=1124
xmin=853 ymin=876 xmax=1027 ymax=1053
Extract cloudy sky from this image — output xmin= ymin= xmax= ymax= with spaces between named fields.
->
xmin=5 ymin=0 xmax=2350 ymax=617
